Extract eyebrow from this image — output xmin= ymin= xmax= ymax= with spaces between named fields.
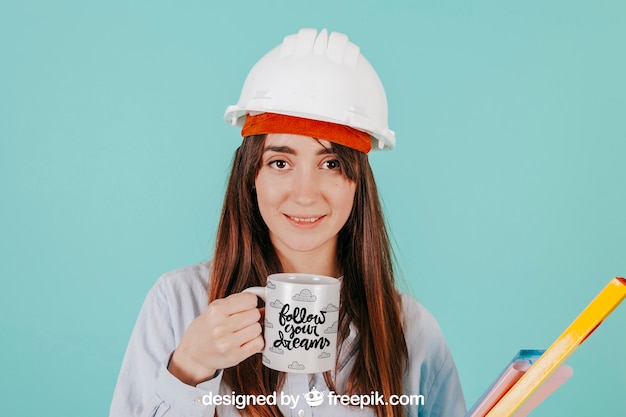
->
xmin=262 ymin=145 xmax=333 ymax=155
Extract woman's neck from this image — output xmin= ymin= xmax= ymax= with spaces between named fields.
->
xmin=275 ymin=249 xmax=341 ymax=278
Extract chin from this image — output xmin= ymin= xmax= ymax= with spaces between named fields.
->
xmin=279 ymin=237 xmax=332 ymax=254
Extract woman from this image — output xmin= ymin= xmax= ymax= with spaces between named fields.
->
xmin=110 ymin=28 xmax=466 ymax=417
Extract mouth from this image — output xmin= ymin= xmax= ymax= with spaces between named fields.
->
xmin=285 ymin=214 xmax=325 ymax=225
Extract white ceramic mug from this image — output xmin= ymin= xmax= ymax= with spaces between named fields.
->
xmin=244 ymin=273 xmax=341 ymax=373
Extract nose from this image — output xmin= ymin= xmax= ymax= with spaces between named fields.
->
xmin=290 ymin=166 xmax=321 ymax=206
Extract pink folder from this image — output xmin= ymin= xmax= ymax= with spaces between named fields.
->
xmin=466 ymin=350 xmax=573 ymax=417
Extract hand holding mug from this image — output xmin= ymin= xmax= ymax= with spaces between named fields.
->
xmin=169 ymin=292 xmax=263 ymax=385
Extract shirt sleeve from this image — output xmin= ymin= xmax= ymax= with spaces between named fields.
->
xmin=109 ymin=280 xmax=221 ymax=417
xmin=401 ymin=294 xmax=466 ymax=417
xmin=419 ymin=348 xmax=466 ymax=417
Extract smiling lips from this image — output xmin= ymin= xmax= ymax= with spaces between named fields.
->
xmin=285 ymin=215 xmax=324 ymax=225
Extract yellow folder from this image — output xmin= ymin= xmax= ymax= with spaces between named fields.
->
xmin=485 ymin=277 xmax=626 ymax=417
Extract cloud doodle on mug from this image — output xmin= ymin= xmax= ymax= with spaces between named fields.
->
xmin=269 ymin=299 xmax=284 ymax=309
xmin=288 ymin=361 xmax=305 ymax=370
xmin=318 ymin=352 xmax=331 ymax=359
xmin=324 ymin=321 xmax=339 ymax=334
xmin=266 ymin=280 xmax=276 ymax=290
xmin=269 ymin=346 xmax=284 ymax=354
xmin=264 ymin=319 xmax=273 ymax=328
xmin=292 ymin=289 xmax=317 ymax=302
xmin=262 ymin=355 xmax=270 ymax=365
xmin=321 ymin=303 xmax=339 ymax=312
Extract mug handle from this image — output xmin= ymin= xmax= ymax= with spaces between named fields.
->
xmin=243 ymin=286 xmax=265 ymax=301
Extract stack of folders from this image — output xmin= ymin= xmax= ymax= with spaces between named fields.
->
xmin=465 ymin=277 xmax=626 ymax=417
xmin=465 ymin=350 xmax=572 ymax=417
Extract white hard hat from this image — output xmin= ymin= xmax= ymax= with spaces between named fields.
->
xmin=224 ymin=28 xmax=396 ymax=150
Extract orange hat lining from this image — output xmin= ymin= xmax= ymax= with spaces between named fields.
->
xmin=242 ymin=113 xmax=372 ymax=154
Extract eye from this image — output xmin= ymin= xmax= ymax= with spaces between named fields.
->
xmin=322 ymin=159 xmax=341 ymax=170
xmin=268 ymin=159 xmax=289 ymax=170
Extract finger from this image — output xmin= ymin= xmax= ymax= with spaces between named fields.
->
xmin=211 ymin=292 xmax=260 ymax=316
xmin=210 ymin=320 xmax=260 ymax=356
xmin=240 ymin=334 xmax=265 ymax=358
xmin=232 ymin=321 xmax=263 ymax=348
xmin=227 ymin=308 xmax=262 ymax=333
xmin=223 ymin=335 xmax=264 ymax=365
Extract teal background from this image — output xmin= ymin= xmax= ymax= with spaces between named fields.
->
xmin=1 ymin=0 xmax=624 ymax=415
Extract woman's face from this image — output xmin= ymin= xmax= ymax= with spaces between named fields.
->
xmin=255 ymin=133 xmax=357 ymax=266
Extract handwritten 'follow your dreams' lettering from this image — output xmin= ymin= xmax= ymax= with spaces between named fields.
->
xmin=274 ymin=304 xmax=331 ymax=351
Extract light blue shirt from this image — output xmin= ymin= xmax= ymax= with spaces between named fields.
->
xmin=110 ymin=262 xmax=466 ymax=417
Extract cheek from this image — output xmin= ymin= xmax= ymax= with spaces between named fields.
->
xmin=332 ymin=180 xmax=357 ymax=215
xmin=255 ymin=175 xmax=282 ymax=213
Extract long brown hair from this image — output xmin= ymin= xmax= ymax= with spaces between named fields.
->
xmin=209 ymin=134 xmax=408 ymax=417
